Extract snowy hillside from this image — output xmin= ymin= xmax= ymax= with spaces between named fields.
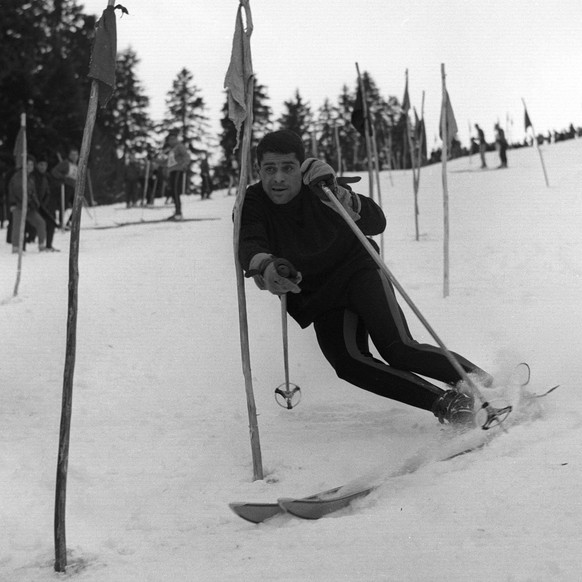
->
xmin=2 ymin=139 xmax=582 ymax=581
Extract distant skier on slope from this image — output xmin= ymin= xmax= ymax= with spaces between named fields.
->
xmin=238 ymin=129 xmax=493 ymax=427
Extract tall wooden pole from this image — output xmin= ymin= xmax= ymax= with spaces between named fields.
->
xmin=355 ymin=63 xmax=374 ymax=200
xmin=333 ymin=123 xmax=342 ymax=175
xmin=13 ymin=113 xmax=28 ymax=297
xmin=441 ymin=64 xmax=450 ymax=298
xmin=54 ymin=0 xmax=118 ymax=570
xmin=229 ymin=1 xmax=263 ymax=481
xmin=415 ymin=92 xmax=426 ymax=197
xmin=404 ymin=70 xmax=421 ymax=242
xmin=54 ymin=78 xmax=100 ymax=573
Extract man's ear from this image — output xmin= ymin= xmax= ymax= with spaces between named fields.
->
xmin=253 ymin=161 xmax=260 ymax=174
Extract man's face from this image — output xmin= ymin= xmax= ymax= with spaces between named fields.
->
xmin=37 ymin=161 xmax=48 ymax=174
xmin=259 ymin=152 xmax=302 ymax=205
xmin=69 ymin=150 xmax=79 ymax=164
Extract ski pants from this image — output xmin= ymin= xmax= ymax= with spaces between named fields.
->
xmin=11 ymin=208 xmax=46 ymax=249
xmin=313 ymin=269 xmax=487 ymax=411
xmin=169 ymin=170 xmax=184 ymax=215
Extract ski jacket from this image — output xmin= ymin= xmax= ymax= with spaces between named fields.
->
xmin=239 ymin=182 xmax=386 ymax=328
xmin=167 ymin=143 xmax=190 ymax=173
xmin=51 ymin=160 xmax=78 ymax=189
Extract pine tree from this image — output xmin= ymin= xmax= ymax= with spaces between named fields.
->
xmin=277 ymin=89 xmax=312 ymax=154
xmin=0 ymin=0 xmax=93 ymax=159
xmin=98 ymin=48 xmax=153 ymax=159
xmin=336 ymin=84 xmax=360 ymax=171
xmin=250 ymin=79 xmax=273 ymax=152
xmin=163 ymin=68 xmax=210 ymax=158
xmin=89 ymin=48 xmax=153 ymax=200
xmin=315 ymin=98 xmax=342 ymax=170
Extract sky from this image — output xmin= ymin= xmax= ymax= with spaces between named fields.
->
xmin=80 ymin=0 xmax=582 ymax=149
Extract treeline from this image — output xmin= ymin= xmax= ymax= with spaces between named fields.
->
xmin=1 ymin=1 xmax=422 ymax=203
xmin=4 ymin=2 xmax=579 ymax=204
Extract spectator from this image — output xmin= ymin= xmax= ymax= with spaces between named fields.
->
xmin=124 ymin=155 xmax=141 ymax=208
xmin=51 ymin=147 xmax=79 ymax=227
xmin=494 ymin=123 xmax=508 ymax=168
xmin=474 ymin=124 xmax=487 ymax=169
xmin=33 ymin=155 xmax=60 ymax=251
xmin=165 ymin=130 xmax=190 ymax=221
xmin=200 ymin=155 xmax=213 ymax=200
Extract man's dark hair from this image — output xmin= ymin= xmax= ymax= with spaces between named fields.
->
xmin=256 ymin=130 xmax=305 ymax=165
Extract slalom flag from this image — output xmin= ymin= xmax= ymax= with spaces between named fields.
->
xmin=402 ymin=76 xmax=411 ymax=114
xmin=88 ymin=4 xmax=124 ymax=106
xmin=400 ymin=75 xmax=411 ymax=163
xmin=224 ymin=3 xmax=254 ymax=149
xmin=524 ymin=107 xmax=533 ymax=131
xmin=350 ymin=85 xmax=366 ymax=137
xmin=414 ymin=108 xmax=427 ymax=161
xmin=439 ymin=89 xmax=458 ymax=148
xmin=13 ymin=122 xmax=26 ymax=169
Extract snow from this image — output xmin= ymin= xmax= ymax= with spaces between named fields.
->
xmin=2 ymin=140 xmax=582 ymax=581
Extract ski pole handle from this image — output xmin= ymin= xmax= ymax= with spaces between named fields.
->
xmin=273 ymin=258 xmax=297 ymax=279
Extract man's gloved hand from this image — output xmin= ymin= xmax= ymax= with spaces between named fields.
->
xmin=301 ymin=157 xmax=361 ymax=220
xmin=246 ymin=253 xmax=302 ymax=295
xmin=301 ymin=158 xmax=338 ymax=197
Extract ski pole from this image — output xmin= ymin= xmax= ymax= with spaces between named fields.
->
xmin=273 ymin=259 xmax=301 ymax=409
xmin=319 ymin=183 xmax=509 ymax=428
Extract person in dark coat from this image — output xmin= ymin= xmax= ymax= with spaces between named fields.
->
xmin=238 ymin=130 xmax=493 ymax=427
xmin=33 ymin=156 xmax=60 ymax=251
xmin=494 ymin=123 xmax=508 ymax=168
xmin=474 ymin=124 xmax=487 ymax=168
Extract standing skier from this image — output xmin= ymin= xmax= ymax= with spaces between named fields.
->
xmin=238 ymin=130 xmax=493 ymax=427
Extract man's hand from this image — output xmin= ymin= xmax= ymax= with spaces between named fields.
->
xmin=263 ymin=260 xmax=302 ymax=295
xmin=301 ymin=157 xmax=361 ymax=221
xmin=301 ymin=158 xmax=337 ymax=197
xmin=247 ymin=253 xmax=302 ymax=295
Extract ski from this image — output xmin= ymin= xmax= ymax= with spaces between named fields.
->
xmin=231 ymin=364 xmax=559 ymax=523
xmin=229 ymin=501 xmax=283 ymax=524
xmin=277 ymin=486 xmax=374 ymax=520
xmin=230 ymin=484 xmax=355 ymax=524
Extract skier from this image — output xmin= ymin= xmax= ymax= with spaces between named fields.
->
xmin=494 ymin=123 xmax=508 ymax=168
xmin=474 ymin=124 xmax=487 ymax=168
xmin=238 ymin=130 xmax=493 ymax=427
xmin=165 ymin=129 xmax=191 ymax=221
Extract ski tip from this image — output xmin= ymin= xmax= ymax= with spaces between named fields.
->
xmin=229 ymin=502 xmax=283 ymax=524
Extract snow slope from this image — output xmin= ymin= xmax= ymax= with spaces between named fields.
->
xmin=1 ymin=140 xmax=582 ymax=581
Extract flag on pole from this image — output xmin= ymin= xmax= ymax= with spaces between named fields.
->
xmin=350 ymin=85 xmax=366 ymax=137
xmin=414 ymin=108 xmax=427 ymax=162
xmin=13 ymin=122 xmax=26 ymax=169
xmin=88 ymin=4 xmax=124 ymax=106
xmin=439 ymin=89 xmax=458 ymax=148
xmin=224 ymin=3 xmax=253 ymax=149
xmin=400 ymin=74 xmax=411 ymax=164
xmin=401 ymin=76 xmax=410 ymax=114
xmin=524 ymin=107 xmax=533 ymax=131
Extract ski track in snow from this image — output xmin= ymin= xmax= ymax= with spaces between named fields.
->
xmin=2 ymin=140 xmax=582 ymax=581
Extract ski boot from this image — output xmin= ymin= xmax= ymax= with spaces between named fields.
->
xmin=432 ymin=390 xmax=476 ymax=428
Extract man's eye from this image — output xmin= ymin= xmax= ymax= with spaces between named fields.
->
xmin=263 ymin=167 xmax=276 ymax=175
